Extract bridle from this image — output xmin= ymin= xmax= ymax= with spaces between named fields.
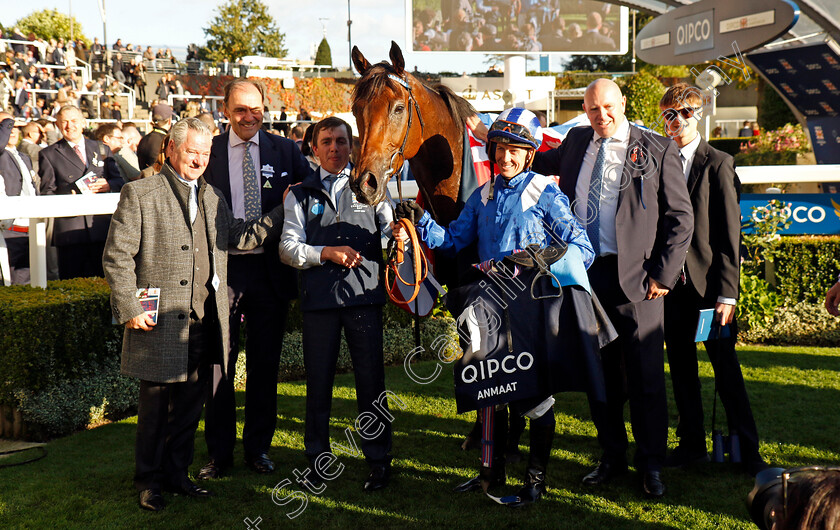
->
xmin=385 ymin=73 xmax=425 ymax=202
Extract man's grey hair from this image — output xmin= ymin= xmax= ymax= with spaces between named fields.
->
xmin=169 ymin=117 xmax=212 ymax=148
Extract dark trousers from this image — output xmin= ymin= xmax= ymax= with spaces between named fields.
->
xmin=4 ymin=234 xmax=30 ymax=285
xmin=134 ymin=320 xmax=212 ymax=491
xmin=664 ymin=283 xmax=762 ymax=462
xmin=204 ymin=254 xmax=289 ymax=462
xmin=587 ymin=256 xmax=668 ymax=472
xmin=57 ymin=242 xmax=105 ymax=279
xmin=302 ymin=304 xmax=392 ymax=465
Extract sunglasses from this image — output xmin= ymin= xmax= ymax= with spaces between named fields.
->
xmin=490 ymin=119 xmax=536 ymax=143
xmin=662 ymin=107 xmax=700 ymax=122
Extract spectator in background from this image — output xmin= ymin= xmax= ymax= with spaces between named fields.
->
xmin=137 ymin=103 xmax=173 ymax=170
xmin=751 ymin=122 xmax=760 ymax=136
xmin=577 ymin=12 xmax=616 ymax=50
xmin=134 ymin=60 xmax=147 ymax=104
xmin=38 ymin=105 xmax=123 ymax=279
xmin=289 ymin=125 xmax=304 ymax=148
xmin=112 ymin=52 xmax=126 ymax=84
xmin=112 ymin=38 xmax=123 ymax=51
xmin=12 ymin=77 xmax=28 ymax=117
xmin=91 ymin=37 xmax=104 ymax=73
xmin=94 ymin=122 xmax=125 ymax=184
xmin=113 ymin=123 xmax=142 ymax=183
xmin=196 ymin=112 xmax=218 ymax=136
xmin=300 ymin=124 xmax=318 ymax=170
xmin=298 ymin=107 xmax=311 ymax=122
xmin=825 ymin=278 xmax=840 ymax=316
xmin=738 ymin=121 xmax=754 ymax=137
xmin=712 ymin=126 xmax=723 ymax=138
xmin=18 ymin=121 xmax=43 ymax=174
xmin=0 ymin=113 xmax=38 ymax=285
xmin=0 ymin=71 xmax=13 ymax=112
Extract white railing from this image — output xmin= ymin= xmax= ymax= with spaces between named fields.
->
xmin=0 ymin=194 xmax=120 ymax=288
xmin=737 ymin=165 xmax=840 ymax=184
xmin=3 ymin=165 xmax=838 ymax=288
xmin=166 ymin=94 xmax=224 ymax=113
xmin=0 ymin=38 xmax=46 ymax=58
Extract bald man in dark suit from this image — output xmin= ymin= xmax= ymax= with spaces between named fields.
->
xmin=532 ymin=79 xmax=693 ymax=498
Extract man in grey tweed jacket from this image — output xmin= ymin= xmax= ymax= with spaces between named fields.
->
xmin=103 ymin=118 xmax=284 ymax=512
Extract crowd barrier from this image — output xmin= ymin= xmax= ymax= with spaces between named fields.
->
xmin=1 ymin=166 xmax=836 ymax=288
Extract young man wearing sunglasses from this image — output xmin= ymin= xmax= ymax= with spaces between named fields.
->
xmin=659 ymin=83 xmax=767 ymax=476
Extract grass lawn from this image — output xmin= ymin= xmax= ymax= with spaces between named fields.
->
xmin=1 ymin=344 xmax=838 ymax=529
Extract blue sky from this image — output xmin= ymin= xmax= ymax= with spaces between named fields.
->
xmin=2 ymin=0 xmax=502 ymax=74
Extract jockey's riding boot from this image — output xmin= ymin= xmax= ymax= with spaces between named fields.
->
xmin=455 ymin=407 xmax=508 ymax=493
xmin=509 ymin=422 xmax=555 ymax=507
xmin=506 ymin=412 xmax=526 ymax=465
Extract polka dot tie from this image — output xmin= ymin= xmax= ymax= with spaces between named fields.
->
xmin=242 ymin=141 xmax=261 ymax=220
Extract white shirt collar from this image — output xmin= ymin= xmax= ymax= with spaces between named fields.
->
xmin=593 ymin=117 xmax=630 ymax=143
xmin=318 ymin=165 xmax=350 ymax=182
xmin=679 ymin=133 xmax=702 ymax=162
xmin=229 ymin=129 xmax=260 ymax=148
xmin=66 ymin=138 xmax=85 ymax=150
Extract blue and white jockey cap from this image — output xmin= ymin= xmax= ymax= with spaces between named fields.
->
xmin=487 ymin=107 xmax=543 ymax=151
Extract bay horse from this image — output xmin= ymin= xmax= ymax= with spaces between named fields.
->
xmin=349 ymin=41 xmax=475 ymax=228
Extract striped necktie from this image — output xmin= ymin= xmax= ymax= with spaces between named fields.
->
xmin=242 ymin=141 xmax=261 ymax=220
xmin=586 ymin=137 xmax=611 ymax=256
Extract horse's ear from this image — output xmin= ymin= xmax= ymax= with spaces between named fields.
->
xmin=389 ymin=41 xmax=405 ymax=76
xmin=352 ymin=46 xmax=371 ymax=75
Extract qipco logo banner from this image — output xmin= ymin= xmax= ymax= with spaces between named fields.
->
xmin=741 ymin=194 xmax=840 ymax=235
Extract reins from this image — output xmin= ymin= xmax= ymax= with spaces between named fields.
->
xmin=385 ymin=216 xmax=428 ymax=305
xmin=383 ymin=72 xmax=430 ymax=305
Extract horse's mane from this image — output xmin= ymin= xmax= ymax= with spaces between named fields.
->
xmin=352 ymin=61 xmax=475 ymax=137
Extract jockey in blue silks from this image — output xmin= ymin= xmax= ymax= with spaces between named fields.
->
xmin=395 ymin=108 xmax=614 ymax=507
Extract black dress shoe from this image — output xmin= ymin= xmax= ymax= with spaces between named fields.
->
xmin=363 ymin=465 xmax=391 ymax=492
xmin=138 ymin=488 xmax=165 ymax=511
xmin=198 ymin=459 xmax=229 ymax=480
xmin=165 ymin=480 xmax=213 ymax=498
xmin=245 ymin=453 xmax=275 ymax=474
xmin=664 ymin=446 xmax=710 ymax=468
xmin=642 ymin=471 xmax=666 ymax=498
xmin=581 ymin=462 xmax=628 ymax=487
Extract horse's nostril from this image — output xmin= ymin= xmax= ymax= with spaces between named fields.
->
xmin=362 ymin=173 xmax=377 ymax=192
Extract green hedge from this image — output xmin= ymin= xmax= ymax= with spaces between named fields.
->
xmin=0 ymin=278 xmax=137 ymax=440
xmin=0 ymin=279 xmax=455 ymax=440
xmin=739 ymin=236 xmax=840 ymax=345
xmin=770 ymin=236 xmax=840 ymax=305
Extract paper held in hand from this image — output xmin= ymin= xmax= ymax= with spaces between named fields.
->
xmin=136 ymin=287 xmax=160 ymax=324
xmin=74 ymin=171 xmax=99 ymax=194
xmin=695 ymin=308 xmax=732 ymax=342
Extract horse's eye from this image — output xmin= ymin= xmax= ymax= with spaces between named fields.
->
xmin=393 ymin=104 xmax=405 ymax=115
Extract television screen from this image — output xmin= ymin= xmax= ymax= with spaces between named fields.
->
xmin=407 ymin=0 xmax=628 ymax=54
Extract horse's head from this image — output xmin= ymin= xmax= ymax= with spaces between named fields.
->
xmin=350 ymin=41 xmax=425 ymax=206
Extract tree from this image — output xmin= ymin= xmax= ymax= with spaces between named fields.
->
xmin=15 ymin=9 xmax=90 ymax=45
xmin=314 ymin=37 xmax=332 ymax=67
xmin=202 ymin=0 xmax=287 ymax=62
xmin=618 ymin=72 xmax=666 ymax=129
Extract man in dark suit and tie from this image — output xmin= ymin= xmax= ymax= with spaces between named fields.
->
xmin=198 ymin=79 xmax=311 ymax=479
xmin=38 ymin=105 xmax=124 ymax=279
xmin=0 ymin=114 xmax=38 ymax=285
xmin=532 ymin=78 xmax=693 ymax=498
xmin=103 ymin=118 xmax=286 ymax=511
xmin=658 ymin=83 xmax=767 ymax=476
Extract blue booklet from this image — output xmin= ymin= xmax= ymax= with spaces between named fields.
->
xmin=695 ymin=309 xmax=732 ymax=342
